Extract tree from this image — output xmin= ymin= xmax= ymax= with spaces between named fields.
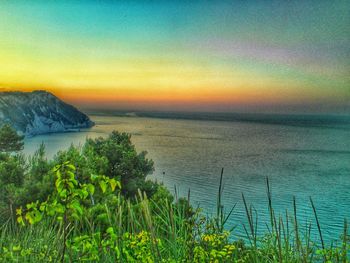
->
xmin=24 ymin=144 xmax=55 ymax=203
xmin=0 ymin=124 xmax=24 ymax=153
xmin=0 ymin=153 xmax=26 ymax=221
xmin=85 ymin=131 xmax=156 ymax=198
xmin=0 ymin=124 xmax=25 ymax=221
xmin=52 ymin=131 xmax=156 ymax=199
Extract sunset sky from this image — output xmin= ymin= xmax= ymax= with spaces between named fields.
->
xmin=0 ymin=1 xmax=349 ymax=113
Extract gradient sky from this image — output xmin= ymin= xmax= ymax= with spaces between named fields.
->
xmin=0 ymin=1 xmax=349 ymax=113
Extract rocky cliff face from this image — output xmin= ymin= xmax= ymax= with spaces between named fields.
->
xmin=0 ymin=90 xmax=94 ymax=136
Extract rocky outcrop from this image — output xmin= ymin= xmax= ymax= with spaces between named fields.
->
xmin=0 ymin=90 xmax=94 ymax=136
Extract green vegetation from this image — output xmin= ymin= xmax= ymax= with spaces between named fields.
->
xmin=0 ymin=128 xmax=349 ymax=262
xmin=0 ymin=124 xmax=24 ymax=153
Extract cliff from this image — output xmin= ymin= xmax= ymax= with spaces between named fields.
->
xmin=0 ymin=90 xmax=94 ymax=136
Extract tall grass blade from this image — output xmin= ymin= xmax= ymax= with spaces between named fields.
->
xmin=309 ymin=197 xmax=325 ymax=254
xmin=342 ymin=218 xmax=348 ymax=262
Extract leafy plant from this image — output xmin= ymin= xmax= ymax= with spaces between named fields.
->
xmin=16 ymin=161 xmax=121 ymax=262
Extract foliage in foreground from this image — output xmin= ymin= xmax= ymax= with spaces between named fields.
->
xmin=0 ymin=130 xmax=156 ymax=222
xmin=1 ymin=166 xmax=349 ymax=262
xmin=0 ymin=128 xmax=349 ymax=262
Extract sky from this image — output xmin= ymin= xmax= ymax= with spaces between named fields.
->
xmin=0 ymin=1 xmax=349 ymax=113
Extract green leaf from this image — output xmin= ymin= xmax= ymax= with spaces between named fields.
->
xmin=56 ymin=169 xmax=62 ymax=179
xmin=55 ymin=179 xmax=63 ymax=193
xmin=53 ymin=165 xmax=61 ymax=172
xmin=16 ymin=207 xmax=22 ymax=216
xmin=71 ymin=178 xmax=78 ymax=186
xmin=82 ymin=189 xmax=89 ymax=199
xmin=66 ymin=164 xmax=76 ymax=171
xmin=106 ymin=227 xmax=114 ymax=235
xmin=67 ymin=182 xmax=75 ymax=189
xmin=59 ymin=189 xmax=67 ymax=198
xmin=13 ymin=245 xmax=21 ymax=252
xmin=109 ymin=179 xmax=121 ymax=192
xmin=25 ymin=213 xmax=34 ymax=224
xmin=90 ymin=174 xmax=98 ymax=182
xmin=55 ymin=204 xmax=65 ymax=214
xmin=67 ymin=171 xmax=75 ymax=179
xmin=71 ymin=200 xmax=83 ymax=215
xmin=32 ymin=211 xmax=42 ymax=223
xmin=99 ymin=181 xmax=107 ymax=193
xmin=87 ymin=184 xmax=95 ymax=195
xmin=17 ymin=216 xmax=25 ymax=226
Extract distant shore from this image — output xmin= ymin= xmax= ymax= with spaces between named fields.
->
xmin=83 ymin=110 xmax=350 ymax=129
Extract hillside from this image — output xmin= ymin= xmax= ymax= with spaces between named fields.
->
xmin=0 ymin=90 xmax=94 ymax=136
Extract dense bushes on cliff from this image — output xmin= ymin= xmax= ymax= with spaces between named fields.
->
xmin=0 ymin=127 xmax=158 ymax=223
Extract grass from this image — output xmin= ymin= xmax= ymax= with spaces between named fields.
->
xmin=0 ymin=171 xmax=349 ymax=262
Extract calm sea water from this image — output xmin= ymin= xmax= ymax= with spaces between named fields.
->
xmin=23 ymin=115 xmax=350 ymax=243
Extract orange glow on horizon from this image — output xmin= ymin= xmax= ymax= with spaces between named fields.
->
xmin=0 ymin=82 xmax=324 ymax=111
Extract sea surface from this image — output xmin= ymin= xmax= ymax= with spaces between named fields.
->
xmin=23 ymin=114 xmax=350 ymax=244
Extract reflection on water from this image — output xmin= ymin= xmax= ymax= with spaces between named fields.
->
xmin=24 ymin=115 xmax=350 ymax=243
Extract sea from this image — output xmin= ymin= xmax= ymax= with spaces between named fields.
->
xmin=23 ymin=113 xmax=350 ymax=244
